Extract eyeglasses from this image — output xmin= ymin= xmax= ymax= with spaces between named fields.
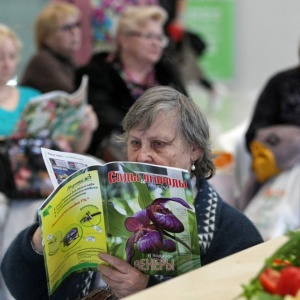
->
xmin=57 ymin=22 xmax=81 ymax=32
xmin=126 ymin=31 xmax=169 ymax=48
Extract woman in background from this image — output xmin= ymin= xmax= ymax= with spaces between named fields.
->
xmin=20 ymin=2 xmax=82 ymax=93
xmin=0 ymin=22 xmax=97 ymax=197
xmin=0 ymin=24 xmax=40 ymax=138
xmin=76 ymin=5 xmax=187 ymax=159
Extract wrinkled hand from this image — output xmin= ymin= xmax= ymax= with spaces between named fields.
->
xmin=32 ymin=227 xmax=43 ymax=254
xmin=81 ymin=105 xmax=98 ymax=133
xmin=98 ymin=252 xmax=149 ymax=299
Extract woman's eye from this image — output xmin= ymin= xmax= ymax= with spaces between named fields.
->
xmin=153 ymin=140 xmax=164 ymax=147
xmin=130 ymin=140 xmax=140 ymax=147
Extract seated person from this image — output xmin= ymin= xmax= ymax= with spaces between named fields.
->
xmin=0 ymin=23 xmax=98 ymax=199
xmin=76 ymin=5 xmax=187 ymax=159
xmin=1 ymin=86 xmax=263 ymax=300
xmin=0 ymin=24 xmax=40 ymax=139
xmin=20 ymin=2 xmax=82 ymax=93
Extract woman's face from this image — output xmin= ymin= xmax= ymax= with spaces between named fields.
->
xmin=120 ymin=19 xmax=166 ymax=65
xmin=0 ymin=37 xmax=18 ymax=85
xmin=44 ymin=15 xmax=82 ymax=58
xmin=127 ymin=111 xmax=202 ymax=172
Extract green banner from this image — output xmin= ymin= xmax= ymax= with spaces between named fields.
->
xmin=185 ymin=0 xmax=235 ymax=81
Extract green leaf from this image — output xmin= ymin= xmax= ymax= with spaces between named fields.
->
xmin=134 ymin=181 xmax=153 ymax=209
xmin=106 ymin=204 xmax=131 ymax=238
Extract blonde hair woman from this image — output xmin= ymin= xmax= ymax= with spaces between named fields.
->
xmin=76 ymin=5 xmax=187 ymax=159
xmin=20 ymin=2 xmax=82 ymax=93
xmin=0 ymin=24 xmax=41 ymax=138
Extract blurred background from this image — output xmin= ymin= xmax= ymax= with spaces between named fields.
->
xmin=1 ymin=0 xmax=300 ymax=132
xmin=1 ymin=0 xmax=300 ymax=203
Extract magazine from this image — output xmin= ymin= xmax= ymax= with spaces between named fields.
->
xmin=38 ymin=148 xmax=201 ymax=296
xmin=12 ymin=75 xmax=88 ymax=142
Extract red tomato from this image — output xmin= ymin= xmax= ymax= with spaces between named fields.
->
xmin=275 ymin=266 xmax=300 ymax=296
xmin=259 ymin=268 xmax=281 ymax=294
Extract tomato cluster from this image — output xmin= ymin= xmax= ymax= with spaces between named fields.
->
xmin=259 ymin=265 xmax=300 ymax=297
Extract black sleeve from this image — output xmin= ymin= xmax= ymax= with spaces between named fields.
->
xmin=1 ymin=223 xmax=49 ymax=300
xmin=75 ymin=56 xmax=133 ymax=155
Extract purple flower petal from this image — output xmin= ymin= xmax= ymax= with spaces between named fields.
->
xmin=147 ymin=204 xmax=184 ymax=233
xmin=162 ymin=239 xmax=176 ymax=252
xmin=125 ymin=217 xmax=143 ymax=232
xmin=125 ymin=235 xmax=136 ymax=263
xmin=132 ymin=209 xmax=150 ymax=226
xmin=137 ymin=230 xmax=162 ymax=253
xmin=152 ymin=197 xmax=191 ymax=209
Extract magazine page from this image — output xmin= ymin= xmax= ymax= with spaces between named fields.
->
xmin=99 ymin=162 xmax=200 ymax=277
xmin=12 ymin=75 xmax=88 ymax=141
xmin=41 ymin=147 xmax=101 ymax=188
xmin=38 ymin=161 xmax=200 ymax=296
xmin=38 ymin=165 xmax=107 ymax=296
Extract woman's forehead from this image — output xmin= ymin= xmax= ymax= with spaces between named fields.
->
xmin=131 ymin=113 xmax=178 ymax=136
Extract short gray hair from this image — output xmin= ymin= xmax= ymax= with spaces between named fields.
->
xmin=121 ymin=86 xmax=216 ymax=179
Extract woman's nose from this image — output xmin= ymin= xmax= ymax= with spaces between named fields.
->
xmin=1 ymin=57 xmax=12 ymax=68
xmin=136 ymin=145 xmax=152 ymax=163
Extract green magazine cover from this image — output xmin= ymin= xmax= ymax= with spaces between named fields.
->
xmin=38 ymin=151 xmax=201 ymax=296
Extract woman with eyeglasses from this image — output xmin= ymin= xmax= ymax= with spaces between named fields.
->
xmin=19 ymin=2 xmax=98 ymax=155
xmin=20 ymin=2 xmax=82 ymax=93
xmin=76 ymin=5 xmax=188 ymax=160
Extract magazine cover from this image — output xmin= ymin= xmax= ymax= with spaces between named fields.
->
xmin=38 ymin=159 xmax=200 ymax=296
xmin=12 ymin=75 xmax=88 ymax=142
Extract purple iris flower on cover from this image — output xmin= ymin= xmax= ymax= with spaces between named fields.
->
xmin=125 ymin=197 xmax=191 ymax=263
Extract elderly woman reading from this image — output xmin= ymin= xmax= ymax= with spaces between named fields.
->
xmin=1 ymin=86 xmax=263 ymax=299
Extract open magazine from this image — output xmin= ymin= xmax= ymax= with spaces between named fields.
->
xmin=12 ymin=75 xmax=88 ymax=142
xmin=39 ymin=148 xmax=201 ymax=296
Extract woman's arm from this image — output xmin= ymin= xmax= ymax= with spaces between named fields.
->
xmin=1 ymin=223 xmax=49 ymax=299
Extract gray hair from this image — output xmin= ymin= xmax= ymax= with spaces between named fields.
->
xmin=120 ymin=86 xmax=216 ymax=179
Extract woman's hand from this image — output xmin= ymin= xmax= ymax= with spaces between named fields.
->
xmin=32 ymin=227 xmax=43 ymax=254
xmin=98 ymin=252 xmax=149 ymax=299
xmin=80 ymin=105 xmax=99 ymax=133
xmin=72 ymin=105 xmax=98 ymax=154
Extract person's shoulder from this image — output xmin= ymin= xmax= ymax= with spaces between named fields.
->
xmin=219 ymin=200 xmax=262 ymax=238
xmin=87 ymin=51 xmax=111 ymax=66
xmin=26 ymin=49 xmax=51 ymax=62
xmin=199 ymin=178 xmax=259 ymax=231
xmin=17 ymin=86 xmax=41 ymax=99
xmin=77 ymin=52 xmax=117 ymax=82
xmin=268 ymin=66 xmax=300 ymax=82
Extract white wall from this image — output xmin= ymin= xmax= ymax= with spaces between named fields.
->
xmin=234 ymin=0 xmax=300 ymax=91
